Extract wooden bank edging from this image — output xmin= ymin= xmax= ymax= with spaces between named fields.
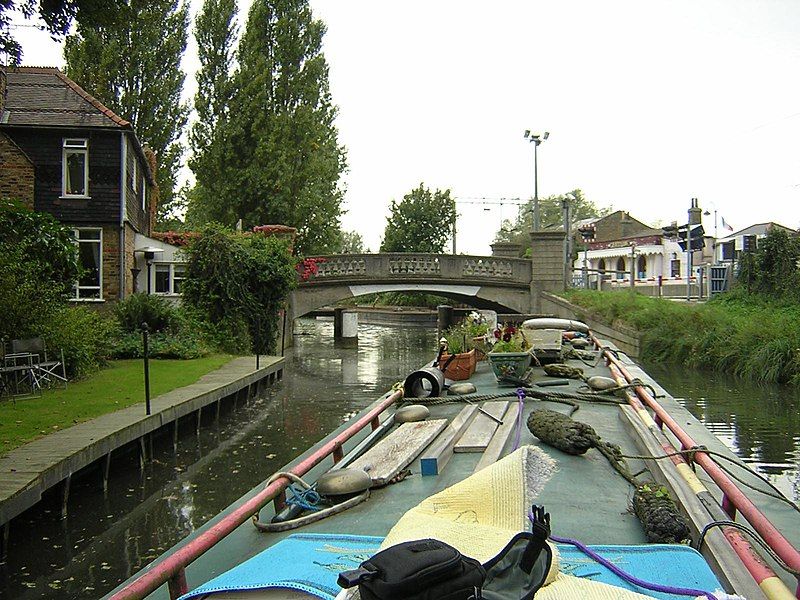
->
xmin=539 ymin=291 xmax=643 ymax=358
xmin=0 ymin=355 xmax=284 ymax=535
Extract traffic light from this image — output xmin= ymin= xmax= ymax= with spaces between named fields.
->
xmin=676 ymin=225 xmax=704 ymax=251
xmin=661 ymin=223 xmax=679 ymax=239
xmin=578 ymin=223 xmax=596 ymax=243
xmin=742 ymin=235 xmax=756 ymax=253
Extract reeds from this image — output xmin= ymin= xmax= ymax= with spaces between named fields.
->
xmin=563 ymin=290 xmax=800 ymax=385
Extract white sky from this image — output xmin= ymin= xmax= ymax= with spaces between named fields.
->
xmin=11 ymin=0 xmax=800 ymax=254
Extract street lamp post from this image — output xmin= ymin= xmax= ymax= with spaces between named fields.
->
xmin=524 ymin=130 xmax=549 ymax=231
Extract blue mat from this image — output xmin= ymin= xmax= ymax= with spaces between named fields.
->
xmin=558 ymin=543 xmax=723 ymax=599
xmin=179 ymin=534 xmax=723 ymax=600
xmin=178 ymin=533 xmax=383 ymax=600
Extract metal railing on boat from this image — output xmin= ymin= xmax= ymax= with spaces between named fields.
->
xmin=108 ymin=389 xmax=402 ymax=600
xmin=594 ymin=335 xmax=800 ymax=599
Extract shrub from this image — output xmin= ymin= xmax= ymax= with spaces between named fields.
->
xmin=0 ymin=199 xmax=81 ymax=343
xmin=110 ymin=330 xmax=209 ymax=360
xmin=181 ymin=224 xmax=295 ymax=355
xmin=39 ymin=306 xmax=117 ymax=379
xmin=115 ymin=293 xmax=179 ymax=333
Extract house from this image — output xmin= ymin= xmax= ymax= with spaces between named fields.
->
xmin=715 ymin=222 xmax=796 ymax=262
xmin=0 ymin=65 xmax=158 ymax=303
xmin=573 ymin=210 xmax=714 ymax=291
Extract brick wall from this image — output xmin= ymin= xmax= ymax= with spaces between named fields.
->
xmin=123 ymin=223 xmax=137 ymax=297
xmin=102 ymin=224 xmax=121 ymax=302
xmin=0 ymin=132 xmax=35 ymax=207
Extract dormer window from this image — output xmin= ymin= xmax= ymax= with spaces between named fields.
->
xmin=63 ymin=139 xmax=89 ymax=197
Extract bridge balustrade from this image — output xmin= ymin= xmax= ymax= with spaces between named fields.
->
xmin=301 ymin=253 xmax=531 ymax=285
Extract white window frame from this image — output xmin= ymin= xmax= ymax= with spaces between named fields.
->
xmin=132 ymin=156 xmax=139 ymax=196
xmin=152 ymin=262 xmax=186 ymax=296
xmin=62 ymin=138 xmax=89 ymax=198
xmin=72 ymin=228 xmax=103 ymax=301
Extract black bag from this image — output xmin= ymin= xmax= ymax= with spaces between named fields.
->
xmin=337 ymin=538 xmax=485 ymax=600
xmin=338 ymin=506 xmax=552 ymax=600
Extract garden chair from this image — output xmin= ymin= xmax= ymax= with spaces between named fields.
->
xmin=11 ymin=337 xmax=67 ymax=390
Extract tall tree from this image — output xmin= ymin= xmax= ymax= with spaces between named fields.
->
xmin=494 ymin=189 xmax=611 ymax=252
xmin=187 ymin=0 xmax=237 ymax=223
xmin=63 ymin=0 xmax=189 ymax=221
xmin=381 ymin=183 xmax=456 ymax=253
xmin=190 ymin=0 xmax=347 ymax=255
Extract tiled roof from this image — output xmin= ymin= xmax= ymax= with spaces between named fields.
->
xmin=2 ymin=66 xmax=131 ymax=129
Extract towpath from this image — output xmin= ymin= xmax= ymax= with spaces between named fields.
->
xmin=0 ymin=355 xmax=284 ymax=549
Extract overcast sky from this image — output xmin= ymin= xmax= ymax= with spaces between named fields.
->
xmin=12 ymin=1 xmax=800 ymax=254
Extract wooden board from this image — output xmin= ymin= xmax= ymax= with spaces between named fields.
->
xmin=473 ymin=402 xmax=517 ymax=472
xmin=349 ymin=419 xmax=447 ymax=487
xmin=420 ymin=405 xmax=479 ymax=476
xmin=454 ymin=401 xmax=509 ymax=453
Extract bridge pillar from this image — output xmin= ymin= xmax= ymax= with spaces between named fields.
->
xmin=334 ymin=307 xmax=358 ymax=347
xmin=436 ymin=305 xmax=454 ymax=340
xmin=530 ymin=230 xmax=567 ymax=313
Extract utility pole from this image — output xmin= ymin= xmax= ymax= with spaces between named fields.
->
xmin=687 ymin=198 xmax=701 ymax=301
xmin=561 ymin=196 xmax=572 ymax=289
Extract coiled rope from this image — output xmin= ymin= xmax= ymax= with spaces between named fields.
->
xmin=252 ymin=471 xmax=370 ymax=533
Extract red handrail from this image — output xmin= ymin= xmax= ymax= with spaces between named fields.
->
xmin=595 ymin=337 xmax=800 ymax=586
xmin=110 ymin=389 xmax=402 ymax=600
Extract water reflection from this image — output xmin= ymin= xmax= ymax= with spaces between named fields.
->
xmin=642 ymin=362 xmax=800 ymax=501
xmin=0 ymin=319 xmax=435 ymax=599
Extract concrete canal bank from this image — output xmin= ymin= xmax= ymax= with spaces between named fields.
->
xmin=0 ymin=355 xmax=284 ymax=556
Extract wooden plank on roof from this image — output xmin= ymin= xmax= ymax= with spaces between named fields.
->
xmin=349 ymin=419 xmax=448 ymax=487
xmin=473 ymin=402 xmax=517 ymax=472
xmin=454 ymin=401 xmax=509 ymax=453
xmin=420 ymin=405 xmax=479 ymax=476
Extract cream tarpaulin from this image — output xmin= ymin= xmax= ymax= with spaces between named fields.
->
xmin=355 ymin=445 xmax=657 ymax=600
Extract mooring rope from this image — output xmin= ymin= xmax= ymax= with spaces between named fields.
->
xmin=694 ymin=520 xmax=800 ymax=577
xmin=251 ymin=471 xmax=370 ymax=533
xmin=618 ymin=448 xmax=800 ymax=513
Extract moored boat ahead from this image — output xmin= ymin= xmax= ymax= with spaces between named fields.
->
xmin=107 ymin=323 xmax=800 ymax=600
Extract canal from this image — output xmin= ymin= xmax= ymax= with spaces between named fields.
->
xmin=1 ymin=319 xmax=798 ymax=599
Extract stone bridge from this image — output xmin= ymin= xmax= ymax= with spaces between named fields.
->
xmin=291 ymin=253 xmax=533 ymax=318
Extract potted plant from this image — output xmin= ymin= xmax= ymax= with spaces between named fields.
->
xmin=487 ymin=324 xmax=532 ymax=383
xmin=440 ymin=323 xmax=477 ymax=380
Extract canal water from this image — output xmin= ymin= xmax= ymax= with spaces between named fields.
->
xmin=1 ymin=319 xmax=798 ymax=599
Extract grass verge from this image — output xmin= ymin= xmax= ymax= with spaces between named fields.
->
xmin=562 ymin=289 xmax=800 ymax=385
xmin=0 ymin=354 xmax=234 ymax=455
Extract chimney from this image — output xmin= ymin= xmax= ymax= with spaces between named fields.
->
xmin=620 ymin=211 xmax=632 ymax=239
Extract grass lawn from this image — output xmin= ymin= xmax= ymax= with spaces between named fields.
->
xmin=0 ymin=354 xmax=234 ymax=455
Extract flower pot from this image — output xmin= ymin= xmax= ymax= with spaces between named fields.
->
xmin=440 ymin=348 xmax=477 ymax=380
xmin=487 ymin=351 xmax=532 ymax=383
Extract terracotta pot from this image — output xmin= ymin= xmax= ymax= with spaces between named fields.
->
xmin=440 ymin=348 xmax=477 ymax=380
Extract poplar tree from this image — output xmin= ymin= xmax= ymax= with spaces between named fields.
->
xmin=63 ymin=0 xmax=189 ymax=221
xmin=188 ymin=0 xmax=238 ymax=223
xmin=196 ymin=0 xmax=346 ymax=255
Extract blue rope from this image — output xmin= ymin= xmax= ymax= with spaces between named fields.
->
xmin=285 ymin=484 xmax=322 ymax=511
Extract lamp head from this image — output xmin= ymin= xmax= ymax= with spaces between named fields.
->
xmin=524 ymin=129 xmax=530 ymax=139
xmin=543 ymin=131 xmax=550 ymax=140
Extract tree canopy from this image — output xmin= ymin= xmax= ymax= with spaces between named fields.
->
xmin=493 ymin=189 xmax=611 ymax=253
xmin=187 ymin=0 xmax=347 ymax=256
xmin=381 ymin=183 xmax=456 ymax=253
xmin=187 ymin=0 xmax=238 ymax=224
xmin=63 ymin=0 xmax=189 ymax=221
xmin=0 ymin=0 xmax=122 ymax=63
